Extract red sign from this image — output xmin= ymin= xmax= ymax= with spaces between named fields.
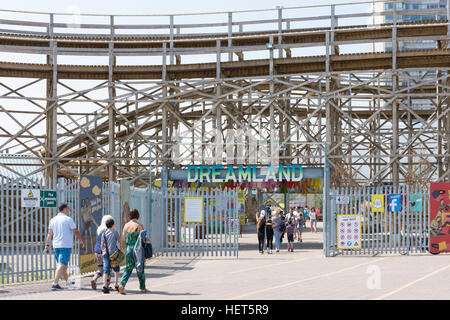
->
xmin=430 ymin=183 xmax=450 ymax=254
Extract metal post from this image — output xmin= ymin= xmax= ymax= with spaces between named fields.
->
xmin=228 ymin=12 xmax=233 ymax=62
xmin=46 ymin=13 xmax=57 ymax=186
xmin=170 ymin=15 xmax=174 ymax=65
xmin=149 ymin=143 xmax=152 ymax=226
xmin=278 ymin=7 xmax=283 ymax=58
xmin=324 ymin=145 xmax=331 ymax=257
xmin=108 ymin=15 xmax=115 ymax=182
xmin=392 ymin=8 xmax=399 ymax=187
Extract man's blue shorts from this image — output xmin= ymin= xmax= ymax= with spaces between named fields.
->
xmin=54 ymin=248 xmax=71 ymax=266
xmin=102 ymin=254 xmax=120 ymax=275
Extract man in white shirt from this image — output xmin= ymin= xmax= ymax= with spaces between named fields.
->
xmin=45 ymin=203 xmax=85 ymax=290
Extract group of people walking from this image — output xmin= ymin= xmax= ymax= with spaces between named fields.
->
xmin=45 ymin=203 xmax=150 ymax=294
xmin=256 ymin=205 xmax=319 ymax=253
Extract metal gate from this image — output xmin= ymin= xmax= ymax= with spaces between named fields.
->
xmin=325 ymin=185 xmax=430 ymax=256
xmin=0 ymin=177 xmax=80 ymax=285
xmin=152 ymin=188 xmax=239 ymax=257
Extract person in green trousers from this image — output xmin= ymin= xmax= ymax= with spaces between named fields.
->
xmin=118 ymin=209 xmax=149 ymax=294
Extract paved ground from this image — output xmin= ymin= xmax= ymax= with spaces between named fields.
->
xmin=1 ymin=221 xmax=450 ymax=300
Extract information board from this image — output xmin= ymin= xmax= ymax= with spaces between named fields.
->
xmin=185 ymin=197 xmax=203 ymax=223
xmin=21 ymin=189 xmax=57 ymax=208
xmin=337 ymin=214 xmax=362 ymax=250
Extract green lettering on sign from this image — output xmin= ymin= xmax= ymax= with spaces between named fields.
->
xmin=40 ymin=190 xmax=57 ymax=208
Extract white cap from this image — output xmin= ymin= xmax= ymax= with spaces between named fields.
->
xmin=260 ymin=210 xmax=266 ymax=217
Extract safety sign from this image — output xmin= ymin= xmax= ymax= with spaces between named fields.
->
xmin=337 ymin=214 xmax=362 ymax=250
xmin=21 ymin=189 xmax=57 ymax=208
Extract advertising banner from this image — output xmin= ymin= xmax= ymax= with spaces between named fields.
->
xmin=79 ymin=175 xmax=103 ymax=273
xmin=430 ymin=183 xmax=450 ymax=254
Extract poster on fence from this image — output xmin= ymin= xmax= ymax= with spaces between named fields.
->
xmin=185 ymin=197 xmax=203 ymax=222
xmin=388 ymin=194 xmax=402 ymax=212
xmin=337 ymin=214 xmax=362 ymax=250
xmin=410 ymin=193 xmax=423 ymax=212
xmin=429 ymin=183 xmax=450 ymax=254
xmin=371 ymin=195 xmax=384 ymax=213
xmin=79 ymin=175 xmax=103 ymax=273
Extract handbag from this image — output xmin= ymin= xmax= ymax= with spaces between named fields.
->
xmin=103 ymin=232 xmax=125 ymax=268
xmin=143 ymin=240 xmax=153 ymax=259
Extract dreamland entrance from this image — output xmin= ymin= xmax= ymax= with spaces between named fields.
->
xmin=157 ymin=163 xmax=328 ymax=257
xmin=158 ymin=163 xmax=441 ymax=257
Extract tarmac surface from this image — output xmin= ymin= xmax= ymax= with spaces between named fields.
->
xmin=1 ymin=221 xmax=450 ymax=300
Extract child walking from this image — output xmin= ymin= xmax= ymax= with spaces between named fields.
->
xmin=286 ymin=219 xmax=296 ymax=252
xmin=101 ymin=218 xmax=121 ymax=294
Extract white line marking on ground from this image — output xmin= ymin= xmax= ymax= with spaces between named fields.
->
xmin=374 ymin=263 xmax=450 ymax=300
xmin=228 ymin=257 xmax=386 ymax=300
xmin=227 ymin=257 xmax=315 ymax=275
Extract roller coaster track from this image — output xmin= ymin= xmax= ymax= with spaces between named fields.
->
xmin=0 ymin=21 xmax=448 ymax=79
xmin=0 ymin=2 xmax=449 ymax=186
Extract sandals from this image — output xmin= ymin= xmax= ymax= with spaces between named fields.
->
xmin=118 ymin=285 xmax=126 ymax=295
xmin=90 ymin=280 xmax=97 ymax=290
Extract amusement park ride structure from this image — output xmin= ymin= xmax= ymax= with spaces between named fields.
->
xmin=0 ymin=0 xmax=449 ymax=187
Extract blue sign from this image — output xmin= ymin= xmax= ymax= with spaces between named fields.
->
xmin=389 ymin=194 xmax=402 ymax=212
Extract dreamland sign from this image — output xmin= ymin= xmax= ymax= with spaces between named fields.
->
xmin=187 ymin=164 xmax=303 ymax=183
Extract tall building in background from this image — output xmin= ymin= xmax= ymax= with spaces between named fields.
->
xmin=372 ymin=0 xmax=447 ymax=108
xmin=372 ymin=0 xmax=447 ymax=52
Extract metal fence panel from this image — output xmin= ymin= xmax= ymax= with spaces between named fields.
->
xmin=150 ymin=188 xmax=239 ymax=257
xmin=327 ymin=184 xmax=430 ymax=256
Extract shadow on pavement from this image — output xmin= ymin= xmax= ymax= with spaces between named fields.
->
xmin=123 ymin=289 xmax=199 ymax=296
xmin=149 ymin=265 xmax=194 ymax=271
xmin=238 ymin=241 xmax=323 ymax=252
